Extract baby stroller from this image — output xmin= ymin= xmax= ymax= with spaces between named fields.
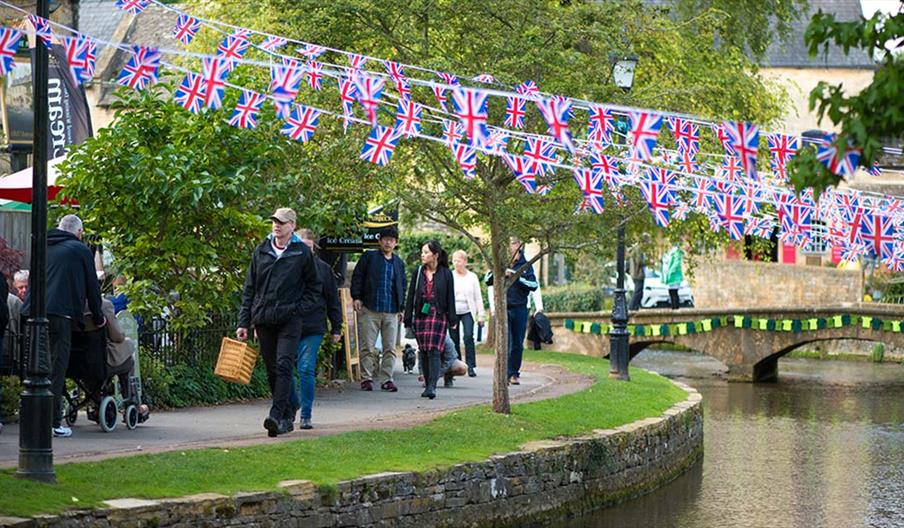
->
xmin=63 ymin=309 xmax=149 ymax=432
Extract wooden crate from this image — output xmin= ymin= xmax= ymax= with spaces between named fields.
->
xmin=214 ymin=337 xmax=258 ymax=385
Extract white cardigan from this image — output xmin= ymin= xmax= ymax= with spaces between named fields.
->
xmin=452 ymin=270 xmax=486 ymax=322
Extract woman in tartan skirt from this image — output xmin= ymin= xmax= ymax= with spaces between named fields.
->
xmin=404 ymin=240 xmax=457 ymax=399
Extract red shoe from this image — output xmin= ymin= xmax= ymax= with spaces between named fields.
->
xmin=361 ymin=380 xmax=373 ymax=391
xmin=381 ymin=380 xmax=398 ymax=392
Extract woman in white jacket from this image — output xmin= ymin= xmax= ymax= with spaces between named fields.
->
xmin=450 ymin=250 xmax=485 ymax=377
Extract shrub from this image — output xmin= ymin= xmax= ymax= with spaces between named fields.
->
xmin=0 ymin=376 xmax=21 ymax=421
xmin=139 ymin=353 xmax=270 ymax=409
xmin=870 ymin=343 xmax=885 ymax=363
xmin=543 ymin=283 xmax=610 ymax=312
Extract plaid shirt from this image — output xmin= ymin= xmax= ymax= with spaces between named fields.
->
xmin=373 ymin=257 xmax=397 ymax=313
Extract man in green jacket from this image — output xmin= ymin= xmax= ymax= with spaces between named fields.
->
xmin=661 ymin=246 xmax=684 ymax=310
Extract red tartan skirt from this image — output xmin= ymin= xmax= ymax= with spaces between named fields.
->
xmin=413 ymin=284 xmax=447 ymax=353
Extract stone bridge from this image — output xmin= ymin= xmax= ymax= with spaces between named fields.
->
xmin=544 ymin=305 xmax=904 ymax=381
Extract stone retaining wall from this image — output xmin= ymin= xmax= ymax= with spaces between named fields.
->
xmin=2 ymin=381 xmax=703 ymax=528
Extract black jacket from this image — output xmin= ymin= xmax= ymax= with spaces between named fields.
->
xmin=484 ymin=253 xmax=539 ymax=308
xmin=238 ymin=237 xmax=323 ymax=330
xmin=300 ymin=258 xmax=343 ymax=337
xmin=404 ymin=265 xmax=457 ymax=328
xmin=0 ymin=277 xmax=8 ymax=339
xmin=350 ymin=249 xmax=406 ymax=312
xmin=23 ymin=229 xmax=103 ymax=326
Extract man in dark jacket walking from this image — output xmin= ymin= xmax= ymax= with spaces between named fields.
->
xmin=23 ymin=214 xmax=105 ymax=438
xmin=237 ymin=208 xmax=322 ymax=437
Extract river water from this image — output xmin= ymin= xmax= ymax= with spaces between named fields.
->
xmin=550 ymin=350 xmax=904 ymax=528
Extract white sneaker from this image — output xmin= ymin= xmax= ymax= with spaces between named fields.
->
xmin=52 ymin=426 xmax=72 ymax=438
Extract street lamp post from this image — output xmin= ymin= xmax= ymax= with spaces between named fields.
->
xmin=17 ymin=0 xmax=55 ymax=482
xmin=607 ymin=54 xmax=637 ymax=382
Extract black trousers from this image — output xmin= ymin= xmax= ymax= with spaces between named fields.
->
xmin=629 ymin=277 xmax=644 ymax=311
xmin=256 ymin=315 xmax=303 ymax=421
xmin=449 ymin=312 xmax=476 ymax=368
xmin=669 ymin=288 xmax=680 ymax=310
xmin=48 ymin=315 xmax=74 ymax=428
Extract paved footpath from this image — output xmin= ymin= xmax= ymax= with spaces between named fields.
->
xmin=0 ymin=356 xmax=591 ymax=468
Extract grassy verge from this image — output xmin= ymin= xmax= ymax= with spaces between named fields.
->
xmin=0 ymin=351 xmax=687 ymax=517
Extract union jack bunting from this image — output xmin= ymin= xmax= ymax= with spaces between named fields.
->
xmin=735 ymin=181 xmax=762 ymax=216
xmin=744 ymin=217 xmax=774 ymax=239
xmin=0 ymin=29 xmax=21 ymax=76
xmin=505 ymin=96 xmax=526 ymax=129
xmin=717 ymin=155 xmax=743 ymax=189
xmin=522 ymin=137 xmax=557 ymax=177
xmin=767 ymin=133 xmax=799 ymax=180
xmin=474 ymin=74 xmax=496 ymax=84
xmin=516 ymin=173 xmax=537 ymax=194
xmin=451 ymin=143 xmax=477 ymax=180
xmin=573 ymin=168 xmax=605 ymax=214
xmin=712 ymin=123 xmax=737 ymax=157
xmin=383 ymin=60 xmax=410 ymax=101
xmin=646 ymin=167 xmax=677 ymax=205
xmin=516 ymin=80 xmax=539 ymax=98
xmin=115 ymin=0 xmax=148 ymax=14
xmin=260 ymin=36 xmax=287 ymax=51
xmin=360 ymin=125 xmax=402 ymax=166
xmin=270 ymin=61 xmax=303 ymax=117
xmin=638 ymin=180 xmax=671 ymax=228
xmin=623 ymin=147 xmax=646 ymax=178
xmin=778 ymin=199 xmax=812 ymax=245
xmin=438 ymin=72 xmax=459 ymax=86
xmin=298 ymin=45 xmax=325 ymax=59
xmin=80 ymin=35 xmax=97 ymax=80
xmin=228 ymin=89 xmax=265 ymax=129
xmin=200 ymin=57 xmax=229 ymax=110
xmin=394 ymin=99 xmax=422 ymax=139
xmin=589 ymin=152 xmax=621 ymax=191
xmin=713 ymin=193 xmax=746 ymax=240
xmin=28 ymin=15 xmax=52 ymax=49
xmin=690 ymin=176 xmax=714 ymax=212
xmin=450 ymin=88 xmax=490 ymax=148
xmin=587 ymin=105 xmax=615 ymax=150
xmin=676 ymin=150 xmax=698 ymax=175
xmin=707 ymin=211 xmax=724 ymax=234
xmin=667 ymin=118 xmax=700 ymax=156
xmin=628 ymin=111 xmax=663 ymax=163
xmin=432 ymin=72 xmax=460 ymax=111
xmin=306 ymin=60 xmax=323 ymax=91
xmin=868 ymin=161 xmax=882 ymax=177
xmin=882 ymin=248 xmax=904 ymax=273
xmin=116 ymin=45 xmax=161 ymax=90
xmin=174 ymin=72 xmax=206 ymax=114
xmin=840 ymin=241 xmax=868 ymax=263
xmin=337 ymin=77 xmax=357 ymax=131
xmin=348 ymin=54 xmax=367 ymax=71
xmin=485 ymin=130 xmax=510 ymax=154
xmin=672 ymin=200 xmax=691 ymax=221
xmin=537 ymin=184 xmax=554 ymax=197
xmin=859 ymin=212 xmax=895 ymax=260
xmin=442 ymin=119 xmax=464 ymax=149
xmin=722 ymin=120 xmax=760 ymax=179
xmin=501 ymin=153 xmax=537 ymax=193
xmin=352 ymin=73 xmax=385 ymax=127
xmin=536 ymin=96 xmax=575 ymax=152
xmin=281 ymin=105 xmax=321 ymax=143
xmin=63 ymin=35 xmax=92 ymax=84
xmin=816 ymin=133 xmax=861 ymax=177
xmin=172 ymin=15 xmax=201 ymax=45
xmin=216 ymin=32 xmax=251 ymax=69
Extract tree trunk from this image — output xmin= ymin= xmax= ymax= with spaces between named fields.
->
xmin=490 ymin=220 xmax=510 ymax=414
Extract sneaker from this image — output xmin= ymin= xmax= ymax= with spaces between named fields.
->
xmin=360 ymin=380 xmax=373 ymax=391
xmin=381 ymin=380 xmax=398 ymax=392
xmin=52 ymin=426 xmax=72 ymax=438
xmin=468 ymin=368 xmax=476 ymax=378
xmin=509 ymin=376 xmax=520 ymax=385
xmin=300 ymin=418 xmax=313 ymax=430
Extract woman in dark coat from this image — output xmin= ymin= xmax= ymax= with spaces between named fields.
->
xmin=404 ymin=240 xmax=457 ymax=399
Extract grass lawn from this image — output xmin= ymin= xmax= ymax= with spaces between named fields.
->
xmin=0 ymin=351 xmax=687 ymax=517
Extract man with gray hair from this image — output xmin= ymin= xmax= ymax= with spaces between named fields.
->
xmin=23 ymin=214 xmax=105 ymax=438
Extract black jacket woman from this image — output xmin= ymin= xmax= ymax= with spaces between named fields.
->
xmin=404 ymin=240 xmax=457 ymax=399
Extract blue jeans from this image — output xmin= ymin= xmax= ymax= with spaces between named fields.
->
xmin=288 ymin=333 xmax=323 ymax=421
xmin=507 ymin=306 xmax=529 ymax=378
xmin=450 ymin=312 xmax=476 ymax=369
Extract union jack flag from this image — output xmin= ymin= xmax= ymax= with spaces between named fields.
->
xmin=116 ymin=45 xmax=160 ymax=90
xmin=587 ymin=105 xmax=615 ymax=150
xmin=306 ymin=60 xmax=323 ymax=91
xmin=28 ymin=15 xmax=52 ymax=49
xmin=675 ymin=150 xmax=698 ymax=175
xmin=394 ymin=99 xmax=422 ymax=139
xmin=868 ymin=161 xmax=882 ymax=176
xmin=816 ymin=133 xmax=861 ymax=178
xmin=628 ymin=111 xmax=663 ymax=163
xmin=451 ymin=88 xmax=490 ymax=148
xmin=639 ymin=180 xmax=671 ymax=228
xmin=840 ymin=241 xmax=868 ymax=263
xmin=707 ymin=211 xmax=724 ymax=234
xmin=360 ymin=125 xmax=402 ymax=166
xmin=735 ymin=181 xmax=762 ymax=216
xmin=501 ymin=153 xmax=537 ymax=194
xmin=589 ymin=151 xmax=621 ymax=191
xmin=667 ymin=118 xmax=700 ymax=156
xmin=383 ymin=60 xmax=410 ymax=101
xmin=712 ymin=123 xmax=737 ymax=157
xmin=505 ymin=96 xmax=526 ymax=129
xmin=722 ymin=120 xmax=760 ymax=180
xmin=228 ymin=89 xmax=265 ymax=129
xmin=451 ymin=143 xmax=477 ymax=180
xmin=744 ymin=217 xmax=774 ymax=239
xmin=779 ymin=199 xmax=812 ymax=245
xmin=433 ymin=72 xmax=460 ymax=112
xmin=260 ymin=36 xmax=287 ymax=51
xmin=485 ymin=130 xmax=510 ymax=154
xmin=172 ymin=15 xmax=201 ymax=45
xmin=536 ymin=96 xmax=575 ymax=152
xmin=646 ymin=167 xmax=677 ymax=205
xmin=338 ymin=77 xmax=357 ymax=131
xmin=882 ymin=248 xmax=904 ymax=273
xmin=216 ymin=32 xmax=250 ymax=69
xmin=352 ymin=73 xmax=385 ymax=127
xmin=174 ymin=72 xmax=206 ymax=114
xmin=63 ymin=35 xmax=93 ymax=84
xmin=270 ymin=60 xmax=303 ymax=117
xmin=297 ymin=44 xmax=325 ymax=59
xmin=442 ymin=119 xmax=464 ymax=149
xmin=473 ymin=74 xmax=496 ymax=83
xmin=516 ymin=80 xmax=539 ymax=98
xmin=573 ymin=168 xmax=604 ymax=214
xmin=672 ymin=200 xmax=691 ymax=221
xmin=201 ymin=57 xmax=229 ymax=109
xmin=438 ymin=72 xmax=459 ymax=86
xmin=717 ymin=155 xmax=743 ymax=188
xmin=522 ymin=137 xmax=557 ymax=177
xmin=859 ymin=212 xmax=895 ymax=260
xmin=348 ymin=53 xmax=367 ymax=71
xmin=0 ymin=29 xmax=21 ymax=76
xmin=767 ymin=133 xmax=798 ymax=181
xmin=281 ymin=104 xmax=321 ymax=143
xmin=537 ymin=183 xmax=554 ymax=197
xmin=690 ymin=176 xmax=714 ymax=212
xmin=115 ymin=0 xmax=148 ymax=14
xmin=713 ymin=193 xmax=746 ymax=240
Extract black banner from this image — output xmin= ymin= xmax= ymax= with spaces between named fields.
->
xmin=319 ymin=202 xmax=399 ymax=253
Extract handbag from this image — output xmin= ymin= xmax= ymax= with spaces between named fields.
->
xmin=404 ymin=265 xmax=421 ymax=339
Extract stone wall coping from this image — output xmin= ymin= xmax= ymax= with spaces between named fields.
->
xmin=544 ymin=304 xmax=904 ymax=321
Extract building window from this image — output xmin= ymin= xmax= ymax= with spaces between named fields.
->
xmin=803 ymin=221 xmax=829 ymax=255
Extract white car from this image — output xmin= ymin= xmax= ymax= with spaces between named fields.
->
xmin=626 ymin=269 xmax=694 ymax=309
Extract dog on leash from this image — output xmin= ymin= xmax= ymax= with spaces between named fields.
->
xmin=402 ymin=344 xmax=418 ymax=374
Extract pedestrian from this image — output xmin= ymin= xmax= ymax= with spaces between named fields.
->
xmin=23 ymin=214 xmax=105 ymax=438
xmin=662 ymin=245 xmax=685 ymax=310
xmin=350 ymin=226 xmax=407 ymax=393
xmin=404 ymin=240 xmax=457 ymax=399
xmin=289 ymin=229 xmax=342 ymax=430
xmin=628 ymin=243 xmax=646 ymax=311
xmin=236 ymin=208 xmax=322 ymax=438
xmin=5 ymin=272 xmax=22 ymax=371
xmin=484 ymin=237 xmax=539 ymax=386
xmin=12 ymin=270 xmax=28 ymax=301
xmin=450 ymin=249 xmax=485 ymax=378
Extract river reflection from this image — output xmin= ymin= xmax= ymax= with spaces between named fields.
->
xmin=548 ymin=350 xmax=904 ymax=528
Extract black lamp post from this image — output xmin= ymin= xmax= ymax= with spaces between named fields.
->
xmin=607 ymin=54 xmax=637 ymax=382
xmin=17 ymin=0 xmax=55 ymax=482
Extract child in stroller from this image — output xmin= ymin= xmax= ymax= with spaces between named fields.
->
xmin=64 ymin=298 xmax=149 ymax=432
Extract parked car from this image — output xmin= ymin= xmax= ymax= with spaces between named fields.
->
xmin=635 ymin=268 xmax=694 ymax=308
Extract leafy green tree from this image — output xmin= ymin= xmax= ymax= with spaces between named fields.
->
xmin=790 ymin=9 xmax=903 ymax=193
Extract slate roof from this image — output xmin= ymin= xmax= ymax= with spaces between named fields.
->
xmin=77 ymin=0 xmax=126 ymax=44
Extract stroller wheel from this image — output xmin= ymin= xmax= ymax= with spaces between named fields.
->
xmin=99 ymin=396 xmax=117 ymax=433
xmin=65 ymin=402 xmax=78 ymax=426
xmin=124 ymin=405 xmax=138 ymax=430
